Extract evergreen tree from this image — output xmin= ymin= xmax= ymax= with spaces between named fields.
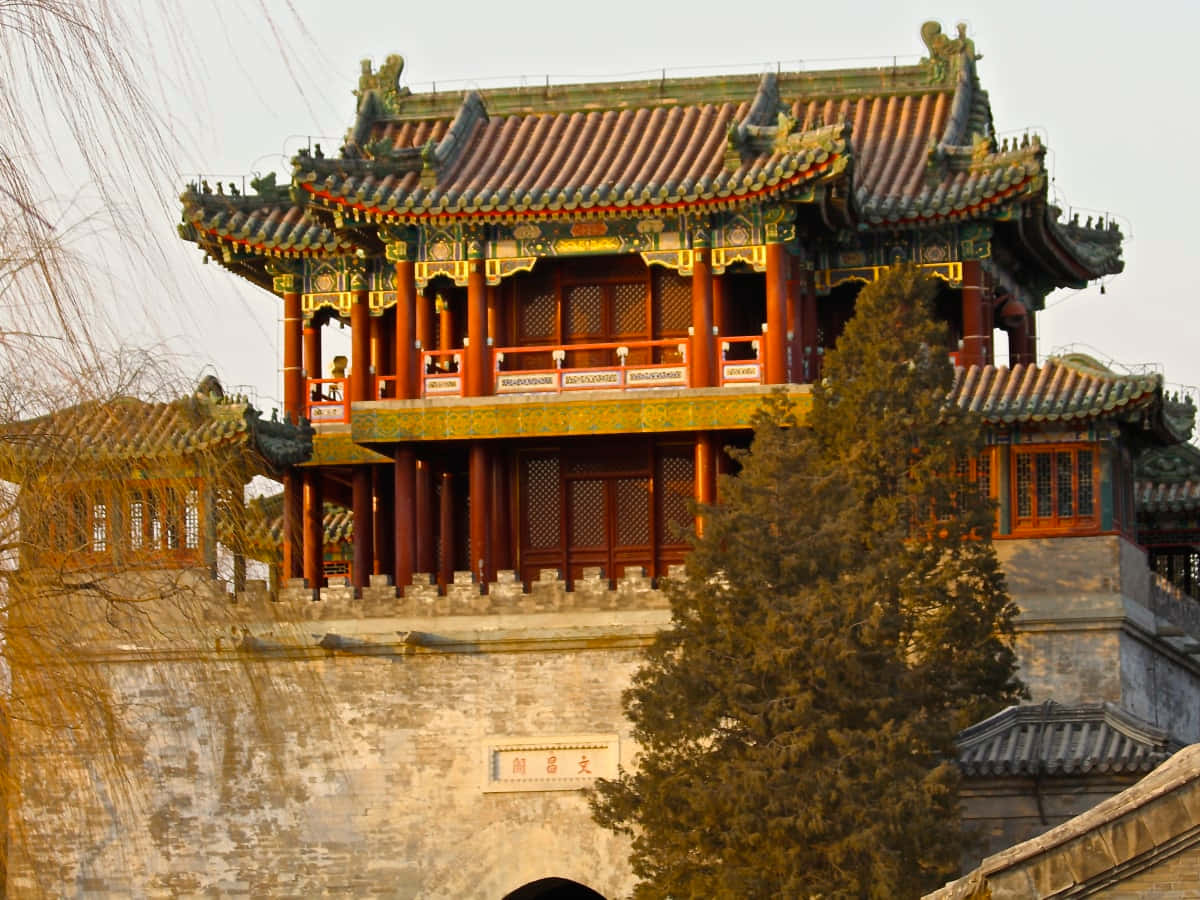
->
xmin=591 ymin=265 xmax=1023 ymax=898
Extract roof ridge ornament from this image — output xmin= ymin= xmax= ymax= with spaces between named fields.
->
xmin=356 ymin=54 xmax=410 ymax=115
xmin=920 ymin=21 xmax=980 ymax=85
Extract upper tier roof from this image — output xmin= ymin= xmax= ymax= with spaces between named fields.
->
xmin=178 ymin=20 xmax=1122 ymax=289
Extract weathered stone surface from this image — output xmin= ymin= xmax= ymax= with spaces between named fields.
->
xmin=8 ymin=609 xmax=658 ymax=897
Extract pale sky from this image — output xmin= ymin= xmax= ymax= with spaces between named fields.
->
xmin=90 ymin=0 xmax=1197 ymax=418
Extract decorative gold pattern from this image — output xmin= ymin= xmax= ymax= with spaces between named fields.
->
xmin=815 ymin=261 xmax=963 ymax=292
xmin=416 ymin=259 xmax=470 ymax=287
xmin=302 ymin=291 xmax=353 ymax=317
xmin=303 ymin=431 xmax=393 ymax=467
xmin=640 ymin=249 xmax=696 ymax=276
xmin=712 ymin=244 xmax=767 ymax=273
xmin=485 ymin=257 xmax=538 ymax=284
xmin=349 ymin=387 xmax=810 ymax=442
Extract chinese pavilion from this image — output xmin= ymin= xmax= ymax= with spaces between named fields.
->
xmin=11 ymin=20 xmax=1200 ymax=897
xmin=179 ymin=21 xmax=1126 ymax=597
xmin=1 ymin=380 xmax=312 ymax=581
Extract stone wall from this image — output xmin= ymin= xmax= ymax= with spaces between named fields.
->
xmin=8 ymin=577 xmax=671 ymax=898
xmin=13 ymin=538 xmax=1200 ymax=895
xmin=997 ymin=535 xmax=1200 ymax=741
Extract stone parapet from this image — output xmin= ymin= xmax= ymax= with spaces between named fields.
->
xmin=243 ymin=565 xmax=679 ymax=621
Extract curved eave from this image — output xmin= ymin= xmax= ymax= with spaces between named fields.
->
xmin=189 ymin=222 xmax=352 ymax=261
xmin=296 ymin=154 xmax=845 ymax=225
xmin=1136 ymin=480 xmax=1200 ymax=516
xmin=952 ymin=361 xmax=1174 ymax=438
xmin=1014 ymin=205 xmax=1122 ymax=288
xmin=863 ymin=172 xmax=1041 ymax=228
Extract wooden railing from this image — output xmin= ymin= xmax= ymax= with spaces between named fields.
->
xmin=307 ymin=334 xmax=771 ymax=421
xmin=306 ymin=377 xmax=349 ymax=424
xmin=718 ymin=336 xmax=765 ymax=386
xmin=422 ymin=349 xmax=464 ymax=397
xmin=493 ymin=338 xmax=689 ymax=394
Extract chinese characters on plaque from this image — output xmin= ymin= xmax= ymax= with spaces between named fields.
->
xmin=483 ymin=735 xmax=618 ymax=793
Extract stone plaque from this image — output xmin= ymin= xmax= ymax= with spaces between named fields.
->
xmin=482 ymin=734 xmax=619 ymax=793
xmin=626 ymin=366 xmax=687 ymax=387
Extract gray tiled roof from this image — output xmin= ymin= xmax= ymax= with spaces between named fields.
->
xmin=957 ymin=701 xmax=1181 ymax=778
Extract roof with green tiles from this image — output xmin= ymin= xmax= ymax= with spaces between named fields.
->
xmin=949 ymin=355 xmax=1193 ymax=444
xmin=1136 ymin=442 xmax=1200 ymax=515
xmin=240 ymin=495 xmax=352 ymax=561
xmin=0 ymin=384 xmax=313 ymax=477
xmin=179 ymin=20 xmax=1122 ymax=290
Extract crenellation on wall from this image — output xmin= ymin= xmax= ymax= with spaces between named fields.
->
xmin=256 ymin=566 xmax=673 ymax=621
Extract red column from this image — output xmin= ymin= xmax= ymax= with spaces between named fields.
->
xmin=302 ymin=468 xmax=322 ymax=589
xmin=437 ymin=294 xmax=454 ymax=357
xmin=395 ymin=259 xmax=418 ymax=399
xmin=373 ymin=464 xmax=393 ymax=577
xmin=787 ymin=271 xmax=803 ymax=383
xmin=439 ymin=470 xmax=455 ymax=589
xmin=467 ymin=263 xmax=488 ymax=396
xmin=283 ymin=470 xmax=303 ymax=580
xmin=394 ymin=447 xmax=417 ymax=590
xmin=695 ymin=433 xmax=717 ymax=537
xmin=690 ymin=250 xmax=714 ymax=388
xmin=416 ymin=459 xmax=435 ymax=575
xmin=352 ymin=466 xmax=374 ymax=594
xmin=712 ymin=272 xmax=727 ymax=338
xmin=765 ymin=243 xmax=788 ymax=384
xmin=469 ymin=442 xmax=491 ymax=586
xmin=303 ymin=320 xmax=322 ymax=411
xmin=799 ymin=270 xmax=818 ymax=383
xmin=961 ymin=260 xmax=986 ymax=369
xmin=350 ymin=290 xmax=370 ymax=402
xmin=283 ymin=291 xmax=303 ymax=422
xmin=417 ymin=288 xmax=434 ymax=382
xmin=490 ymin=453 xmax=511 ymax=573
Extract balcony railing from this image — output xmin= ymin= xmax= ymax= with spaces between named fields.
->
xmin=422 ymin=349 xmax=464 ymax=397
xmin=305 ymin=334 xmax=769 ymax=422
xmin=494 ymin=338 xmax=689 ymax=394
xmin=306 ymin=377 xmax=349 ymax=424
xmin=718 ymin=337 xmax=764 ymax=386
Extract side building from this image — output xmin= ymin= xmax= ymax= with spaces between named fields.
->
xmin=6 ymin=21 xmax=1200 ymax=897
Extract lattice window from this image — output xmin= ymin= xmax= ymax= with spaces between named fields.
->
xmin=569 ymin=479 xmax=607 ymax=547
xmin=1055 ymin=452 xmax=1074 ymax=517
xmin=164 ymin=488 xmax=180 ymax=549
xmin=129 ymin=499 xmax=144 ymax=550
xmin=519 ymin=285 xmax=556 ymax=340
xmin=1016 ymin=455 xmax=1032 ymax=519
xmin=325 ymin=560 xmax=350 ymax=577
xmin=91 ymin=503 xmax=107 ymax=553
xmin=657 ymin=453 xmax=694 ymax=544
xmin=1035 ymin=455 xmax=1053 ymax=518
xmin=653 ymin=268 xmax=691 ymax=335
xmin=524 ymin=456 xmax=561 ymax=549
xmin=184 ymin=489 xmax=200 ymax=550
xmin=615 ymin=478 xmax=650 ymax=546
xmin=567 ymin=284 xmax=603 ymax=337
xmin=1013 ymin=446 xmax=1098 ymax=533
xmin=613 ymin=283 xmax=647 ymax=336
xmin=1077 ymin=450 xmax=1094 ymax=516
